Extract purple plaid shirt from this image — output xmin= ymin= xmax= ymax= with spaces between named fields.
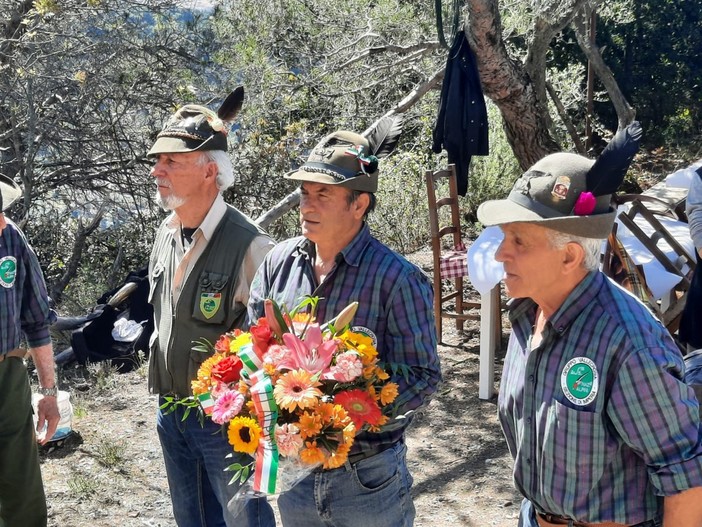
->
xmin=247 ymin=223 xmax=441 ymax=455
xmin=499 ymin=271 xmax=702 ymax=524
xmin=0 ymin=219 xmax=53 ymax=354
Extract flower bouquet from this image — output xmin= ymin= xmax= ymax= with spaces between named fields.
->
xmin=174 ymin=296 xmax=399 ymax=504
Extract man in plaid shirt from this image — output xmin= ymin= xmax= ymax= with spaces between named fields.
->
xmin=247 ymin=130 xmax=442 ymax=527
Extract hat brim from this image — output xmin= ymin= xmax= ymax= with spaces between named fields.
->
xmin=0 ymin=175 xmax=22 ymax=212
xmin=477 ymin=198 xmax=616 ymax=238
xmin=284 ymin=168 xmax=378 ymax=193
xmin=147 ymin=134 xmax=227 ymax=157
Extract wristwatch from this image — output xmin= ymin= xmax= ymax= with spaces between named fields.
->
xmin=37 ymin=386 xmax=58 ymax=397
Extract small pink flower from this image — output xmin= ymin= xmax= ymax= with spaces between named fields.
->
xmin=263 ymin=344 xmax=289 ymax=368
xmin=211 ymin=390 xmax=245 ymax=425
xmin=574 ymin=191 xmax=596 ymax=215
xmin=324 ymin=351 xmax=363 ymax=382
xmin=274 ymin=423 xmax=304 ymax=458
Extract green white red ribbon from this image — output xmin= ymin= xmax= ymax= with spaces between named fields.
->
xmin=248 ymin=369 xmax=279 ymax=494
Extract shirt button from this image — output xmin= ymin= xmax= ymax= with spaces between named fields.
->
xmin=526 ymin=458 xmax=531 ymax=465
xmin=529 ymin=375 xmax=534 ymax=382
xmin=557 ymin=326 xmax=565 ymax=333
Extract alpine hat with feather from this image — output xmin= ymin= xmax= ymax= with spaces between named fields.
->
xmin=285 ymin=116 xmax=403 ymax=193
xmin=0 ymin=174 xmax=22 ymax=212
xmin=147 ymin=87 xmax=244 ymax=156
xmin=478 ymin=121 xmax=643 ymax=238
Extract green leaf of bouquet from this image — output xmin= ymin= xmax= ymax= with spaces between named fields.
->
xmin=192 ymin=336 xmax=215 ymax=354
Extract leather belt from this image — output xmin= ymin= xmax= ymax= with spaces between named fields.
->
xmin=537 ymin=512 xmax=630 ymax=527
xmin=0 ymin=349 xmax=27 ymax=363
xmin=346 ymin=443 xmax=394 ymax=465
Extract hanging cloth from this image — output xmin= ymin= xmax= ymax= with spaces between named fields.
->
xmin=431 ymin=31 xmax=489 ymax=196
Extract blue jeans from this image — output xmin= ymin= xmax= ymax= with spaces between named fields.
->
xmin=156 ymin=399 xmax=276 ymax=527
xmin=277 ymin=440 xmax=415 ymax=527
xmin=517 ymin=498 xmax=662 ymax=527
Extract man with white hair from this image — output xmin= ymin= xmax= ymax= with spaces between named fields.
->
xmin=146 ymin=88 xmax=275 ymax=526
xmin=478 ymin=122 xmax=702 ymax=527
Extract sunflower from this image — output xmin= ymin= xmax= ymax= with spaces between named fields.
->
xmin=227 ymin=416 xmax=261 ymax=455
xmin=274 ymin=370 xmax=322 ymax=412
xmin=334 ymin=389 xmax=383 ymax=429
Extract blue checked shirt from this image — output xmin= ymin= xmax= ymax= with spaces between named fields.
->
xmin=499 ymin=271 xmax=702 ymax=524
xmin=0 ymin=219 xmax=53 ymax=354
xmin=247 ymin=223 xmax=441 ymax=455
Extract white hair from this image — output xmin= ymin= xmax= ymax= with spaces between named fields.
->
xmin=199 ymin=150 xmax=236 ymax=191
xmin=545 ymin=229 xmax=602 ymax=271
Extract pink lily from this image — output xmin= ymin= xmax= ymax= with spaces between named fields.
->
xmin=277 ymin=323 xmax=338 ymax=374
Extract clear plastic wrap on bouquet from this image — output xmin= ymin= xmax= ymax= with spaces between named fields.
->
xmin=227 ymin=455 xmax=320 ymax=516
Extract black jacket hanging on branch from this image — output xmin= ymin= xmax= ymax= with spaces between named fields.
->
xmin=432 ymin=31 xmax=489 ymax=196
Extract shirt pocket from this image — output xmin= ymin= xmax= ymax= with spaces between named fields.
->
xmin=148 ymin=263 xmax=164 ymax=304
xmin=191 ymin=270 xmax=230 ymax=325
xmin=541 ymin=400 xmax=612 ymax=496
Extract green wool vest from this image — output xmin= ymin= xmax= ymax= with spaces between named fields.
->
xmin=148 ymin=206 xmax=264 ymax=397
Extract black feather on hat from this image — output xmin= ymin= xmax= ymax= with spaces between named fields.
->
xmin=148 ymin=87 xmax=244 ymax=157
xmin=477 ymin=121 xmax=643 ymax=238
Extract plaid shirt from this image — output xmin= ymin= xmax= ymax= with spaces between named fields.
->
xmin=499 ymin=271 xmax=702 ymax=524
xmin=0 ymin=219 xmax=53 ymax=354
xmin=247 ymin=223 xmax=441 ymax=455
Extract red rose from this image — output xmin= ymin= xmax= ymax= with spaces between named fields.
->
xmin=211 ymin=355 xmax=243 ymax=384
xmin=250 ymin=318 xmax=274 ymax=359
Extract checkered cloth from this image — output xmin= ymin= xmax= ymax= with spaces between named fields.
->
xmin=439 ymin=243 xmax=468 ymax=279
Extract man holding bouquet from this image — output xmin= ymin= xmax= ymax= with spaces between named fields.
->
xmin=247 ymin=129 xmax=442 ymax=526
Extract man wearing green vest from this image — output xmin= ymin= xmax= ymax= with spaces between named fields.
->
xmin=146 ymin=88 xmax=275 ymax=527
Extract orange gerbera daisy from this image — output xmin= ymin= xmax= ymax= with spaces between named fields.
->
xmin=274 ymin=370 xmax=322 ymax=412
xmin=334 ymin=389 xmax=383 ymax=429
xmin=227 ymin=416 xmax=261 ymax=455
xmin=297 ymin=411 xmax=323 ymax=439
xmin=380 ymin=382 xmax=399 ymax=405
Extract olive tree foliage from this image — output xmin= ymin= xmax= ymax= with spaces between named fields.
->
xmin=0 ymin=0 xmax=218 ymax=307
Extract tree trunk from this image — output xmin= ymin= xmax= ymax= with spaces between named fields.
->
xmin=464 ymin=0 xmax=561 ymax=170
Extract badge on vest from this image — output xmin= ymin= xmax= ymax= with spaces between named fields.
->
xmin=561 ymin=357 xmax=599 ymax=406
xmin=199 ymin=292 xmax=222 ymax=319
xmin=0 ymin=256 xmax=17 ymax=288
xmin=351 ymin=326 xmax=378 ymax=348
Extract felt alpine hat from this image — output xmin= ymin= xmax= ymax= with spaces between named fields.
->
xmin=478 ymin=121 xmax=643 ymax=239
xmin=284 ymin=116 xmax=404 ymax=193
xmin=285 ymin=130 xmax=380 ymax=193
xmin=148 ymin=87 xmax=244 ymax=157
xmin=0 ymin=174 xmax=22 ymax=212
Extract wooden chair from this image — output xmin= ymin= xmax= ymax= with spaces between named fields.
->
xmin=425 ymin=165 xmax=480 ymax=342
xmin=605 ymin=198 xmax=696 ymax=334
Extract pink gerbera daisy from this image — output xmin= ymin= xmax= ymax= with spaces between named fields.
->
xmin=211 ymin=390 xmax=245 ymax=425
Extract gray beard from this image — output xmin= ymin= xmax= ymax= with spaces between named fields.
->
xmin=155 ymin=191 xmax=185 ymax=211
